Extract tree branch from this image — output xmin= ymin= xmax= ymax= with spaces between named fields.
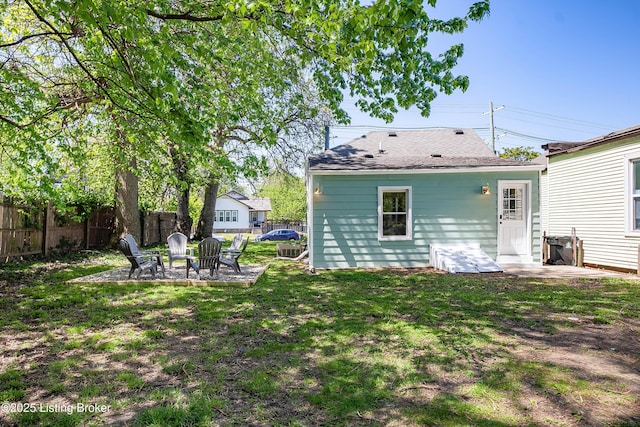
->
xmin=23 ymin=0 xmax=147 ymax=121
xmin=0 ymin=31 xmax=73 ymax=48
xmin=145 ymin=9 xmax=223 ymax=22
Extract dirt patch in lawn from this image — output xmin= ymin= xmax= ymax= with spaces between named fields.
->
xmin=1 ymin=264 xmax=639 ymax=426
xmin=507 ymin=318 xmax=640 ymax=425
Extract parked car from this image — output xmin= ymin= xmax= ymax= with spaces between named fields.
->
xmin=255 ymin=229 xmax=300 ymax=242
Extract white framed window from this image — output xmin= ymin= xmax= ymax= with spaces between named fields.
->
xmin=626 ymin=156 xmax=640 ymax=234
xmin=215 ymin=210 xmax=238 ymax=223
xmin=378 ymin=186 xmax=412 ymax=241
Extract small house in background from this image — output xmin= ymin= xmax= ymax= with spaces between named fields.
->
xmin=306 ymin=129 xmax=545 ymax=271
xmin=542 ymin=124 xmax=640 ymax=273
xmin=213 ymin=190 xmax=271 ymax=234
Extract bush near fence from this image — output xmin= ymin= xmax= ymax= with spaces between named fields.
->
xmin=0 ymin=197 xmax=179 ymax=261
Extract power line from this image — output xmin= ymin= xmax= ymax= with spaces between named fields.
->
xmin=505 ymin=106 xmax=615 ymax=132
xmin=329 ymin=102 xmax=623 ymax=151
xmin=496 ymin=127 xmax=559 ymax=143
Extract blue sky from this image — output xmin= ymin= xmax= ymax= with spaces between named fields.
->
xmin=332 ymin=0 xmax=640 ymax=153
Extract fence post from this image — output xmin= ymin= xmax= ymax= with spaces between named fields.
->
xmin=141 ymin=213 xmax=146 ymax=246
xmin=42 ymin=203 xmax=49 ymax=256
xmin=570 ymin=227 xmax=577 ymax=266
xmin=84 ymin=215 xmax=89 ymax=250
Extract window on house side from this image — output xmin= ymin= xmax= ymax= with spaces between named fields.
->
xmin=633 ymin=160 xmax=640 ymax=230
xmin=378 ymin=187 xmax=412 ymax=240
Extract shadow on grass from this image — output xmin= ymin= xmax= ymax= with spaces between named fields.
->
xmin=0 ymin=252 xmax=639 ymax=426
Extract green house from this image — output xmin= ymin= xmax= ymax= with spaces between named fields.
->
xmin=306 ymin=129 xmax=545 ymax=270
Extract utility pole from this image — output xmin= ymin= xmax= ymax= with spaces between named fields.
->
xmin=483 ymin=101 xmax=504 ymax=154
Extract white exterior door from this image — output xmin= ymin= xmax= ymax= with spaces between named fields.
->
xmin=498 ymin=181 xmax=531 ymax=262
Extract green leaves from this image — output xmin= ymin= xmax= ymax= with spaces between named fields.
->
xmin=0 ymin=0 xmax=489 ymax=210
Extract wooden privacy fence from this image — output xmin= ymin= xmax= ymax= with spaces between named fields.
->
xmin=141 ymin=211 xmax=176 ymax=246
xmin=0 ymin=197 xmax=178 ymax=261
xmin=0 ymin=200 xmax=44 ymax=259
xmin=0 ymin=200 xmax=116 ymax=261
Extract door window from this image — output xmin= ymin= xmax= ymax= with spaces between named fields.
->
xmin=502 ymin=188 xmax=523 ymax=220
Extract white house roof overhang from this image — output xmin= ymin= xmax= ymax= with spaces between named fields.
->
xmin=544 ymin=124 xmax=640 ymax=157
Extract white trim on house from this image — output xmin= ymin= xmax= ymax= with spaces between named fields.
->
xmin=624 ymin=151 xmax=640 ymax=237
xmin=496 ymin=180 xmax=534 ymax=264
xmin=377 ymin=186 xmax=413 ymax=241
xmin=307 ymin=173 xmax=316 ymax=270
xmin=309 ymin=165 xmax=545 ymax=176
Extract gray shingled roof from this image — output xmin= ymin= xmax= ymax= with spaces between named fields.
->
xmin=309 ymin=129 xmax=536 ymax=171
xmin=244 ymin=197 xmax=272 ymax=211
xmin=221 ymin=191 xmax=272 ymax=211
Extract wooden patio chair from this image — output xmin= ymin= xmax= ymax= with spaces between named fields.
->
xmin=124 ymin=233 xmax=166 ymax=277
xmin=219 ymin=238 xmax=248 ymax=273
xmin=222 ymin=233 xmax=243 ymax=256
xmin=118 ymin=238 xmax=159 ymax=279
xmin=186 ymin=237 xmax=222 ymax=280
xmin=166 ymin=232 xmax=194 ymax=269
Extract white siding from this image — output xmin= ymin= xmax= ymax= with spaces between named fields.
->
xmin=547 ymin=137 xmax=640 ymax=270
xmin=540 ymin=169 xmax=549 ymax=234
xmin=214 ymin=197 xmax=250 ymax=230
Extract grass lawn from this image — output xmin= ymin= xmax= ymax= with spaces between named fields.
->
xmin=1 ymin=240 xmax=639 ymax=426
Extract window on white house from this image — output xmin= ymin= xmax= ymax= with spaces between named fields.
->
xmin=378 ymin=186 xmax=412 ymax=240
xmin=632 ymin=160 xmax=640 ymax=230
xmin=215 ymin=210 xmax=238 ymax=223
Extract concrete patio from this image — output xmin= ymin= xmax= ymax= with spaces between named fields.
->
xmin=500 ymin=264 xmax=639 ymax=279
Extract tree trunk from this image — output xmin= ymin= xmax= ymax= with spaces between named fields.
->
xmin=175 ymin=185 xmax=192 ymax=236
xmin=194 ymin=175 xmax=219 ymax=240
xmin=171 ymin=150 xmax=192 ymax=236
xmin=114 ymin=157 xmax=141 ymax=243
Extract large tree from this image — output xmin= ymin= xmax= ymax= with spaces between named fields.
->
xmin=1 ymin=0 xmax=490 ymax=239
xmin=258 ymin=171 xmax=307 ymax=221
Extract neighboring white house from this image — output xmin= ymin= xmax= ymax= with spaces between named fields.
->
xmin=213 ymin=190 xmax=271 ymax=233
xmin=542 ymin=124 xmax=640 ymax=272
